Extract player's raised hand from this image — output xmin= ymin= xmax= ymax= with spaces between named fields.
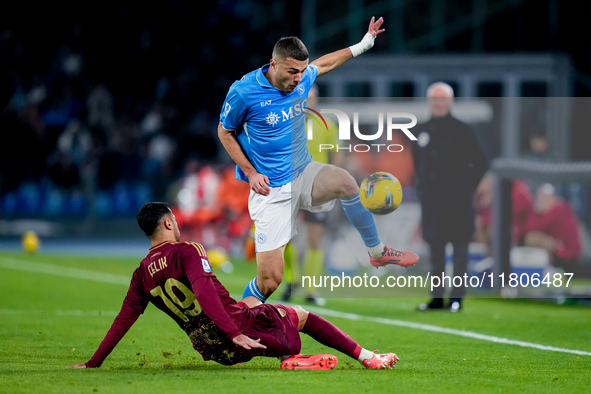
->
xmin=248 ymin=172 xmax=271 ymax=196
xmin=68 ymin=363 xmax=87 ymax=369
xmin=232 ymin=334 xmax=267 ymax=350
xmin=367 ymin=16 xmax=385 ymax=38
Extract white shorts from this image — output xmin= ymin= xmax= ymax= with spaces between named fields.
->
xmin=250 ymin=161 xmax=336 ymax=253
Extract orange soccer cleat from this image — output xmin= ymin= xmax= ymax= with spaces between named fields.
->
xmin=280 ymin=354 xmax=338 ymax=370
xmin=362 ymin=352 xmax=399 ymax=370
xmin=369 ymin=246 xmax=419 ymax=268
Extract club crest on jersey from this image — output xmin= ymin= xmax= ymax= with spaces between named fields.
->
xmin=297 ymin=85 xmax=305 ymax=95
xmin=201 ymin=258 xmax=212 ymax=273
xmin=257 ymin=233 xmax=267 ymax=244
xmin=266 ymin=111 xmax=280 ymax=126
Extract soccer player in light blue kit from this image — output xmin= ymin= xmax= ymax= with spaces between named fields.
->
xmin=218 ymin=17 xmax=419 ymax=308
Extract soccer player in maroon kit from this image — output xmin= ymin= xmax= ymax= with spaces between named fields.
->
xmin=69 ymin=202 xmax=398 ymax=370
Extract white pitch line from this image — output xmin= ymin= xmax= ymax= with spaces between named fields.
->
xmin=0 ymin=256 xmax=130 ymax=285
xmin=302 ymin=305 xmax=591 ymax=357
xmin=0 ymin=309 xmax=118 ymax=317
xmin=2 ymin=256 xmax=590 ymax=357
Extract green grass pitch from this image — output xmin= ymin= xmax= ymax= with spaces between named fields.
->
xmin=1 ymin=251 xmax=590 ymax=393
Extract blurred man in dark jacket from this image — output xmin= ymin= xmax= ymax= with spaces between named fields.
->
xmin=412 ymin=82 xmax=488 ymax=312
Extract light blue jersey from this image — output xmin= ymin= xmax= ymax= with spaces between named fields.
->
xmin=220 ymin=64 xmax=319 ymax=187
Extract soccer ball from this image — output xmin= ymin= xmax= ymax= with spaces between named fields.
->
xmin=359 ymin=172 xmax=403 ymax=215
xmin=22 ymin=231 xmax=40 ymax=253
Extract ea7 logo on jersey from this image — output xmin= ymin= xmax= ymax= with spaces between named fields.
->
xmin=260 ymin=100 xmax=272 ymax=107
xmin=202 ymin=258 xmax=212 ymax=273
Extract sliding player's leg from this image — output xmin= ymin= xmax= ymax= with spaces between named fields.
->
xmin=284 ymin=305 xmax=398 ymax=370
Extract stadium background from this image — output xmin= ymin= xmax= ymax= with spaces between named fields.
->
xmin=1 ymin=0 xmax=590 ymax=268
xmin=1 ymin=1 xmax=591 ymax=391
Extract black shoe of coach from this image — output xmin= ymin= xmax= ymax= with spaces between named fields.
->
xmin=417 ymin=298 xmax=444 ymax=311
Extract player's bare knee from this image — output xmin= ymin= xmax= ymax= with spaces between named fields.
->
xmin=292 ymin=305 xmax=309 ymax=330
xmin=325 ymin=166 xmax=358 ymax=198
xmin=339 ymin=171 xmax=359 ymax=198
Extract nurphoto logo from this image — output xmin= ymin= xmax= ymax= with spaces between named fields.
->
xmin=306 ymin=108 xmax=418 ymax=153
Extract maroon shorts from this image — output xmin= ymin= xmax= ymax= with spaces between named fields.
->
xmin=241 ymin=304 xmax=301 ymax=357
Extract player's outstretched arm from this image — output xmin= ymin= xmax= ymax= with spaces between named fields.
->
xmin=232 ymin=334 xmax=267 ymax=351
xmin=311 ymin=16 xmax=385 ymax=76
xmin=67 ymin=276 xmax=145 ymax=369
xmin=67 ymin=310 xmax=141 ymax=369
xmin=218 ymin=123 xmax=270 ymax=196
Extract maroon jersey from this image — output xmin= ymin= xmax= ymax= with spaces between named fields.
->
xmin=522 ymin=201 xmax=581 ymax=261
xmin=86 ymin=241 xmax=255 ymax=367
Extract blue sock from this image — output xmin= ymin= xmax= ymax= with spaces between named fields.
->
xmin=341 ymin=194 xmax=381 ymax=248
xmin=242 ymin=277 xmax=268 ymax=303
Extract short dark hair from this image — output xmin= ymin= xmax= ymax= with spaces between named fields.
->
xmin=272 ymin=37 xmax=309 ymax=61
xmin=137 ymin=202 xmax=171 ymax=238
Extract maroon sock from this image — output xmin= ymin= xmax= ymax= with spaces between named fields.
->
xmin=302 ymin=312 xmax=362 ymax=359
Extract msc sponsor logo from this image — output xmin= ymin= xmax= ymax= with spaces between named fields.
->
xmin=280 ymin=100 xmax=308 ymax=122
xmin=264 ymin=100 xmax=308 ymax=126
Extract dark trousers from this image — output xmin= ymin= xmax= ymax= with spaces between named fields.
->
xmin=429 ymin=239 xmax=469 ymax=299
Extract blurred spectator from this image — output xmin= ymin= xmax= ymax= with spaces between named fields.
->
xmin=216 ymin=166 xmax=250 ymax=222
xmin=525 ymin=130 xmax=589 ymax=231
xmin=140 ymin=102 xmax=165 ymax=137
xmin=57 ymin=119 xmax=93 ymax=169
xmin=172 ymin=162 xmax=251 ymax=253
xmin=412 ymin=82 xmax=488 ymax=312
xmin=86 ymin=84 xmax=114 ymax=133
xmin=47 ymin=151 xmax=80 ymax=191
xmin=473 ymin=173 xmax=535 ymax=252
xmin=0 ymin=1 xmax=300 ymax=217
xmin=45 ymin=119 xmax=92 ymax=191
xmin=521 ymin=183 xmax=581 ymax=268
xmin=42 ymin=83 xmax=84 ymax=152
xmin=216 ymin=166 xmax=252 ymax=247
xmin=173 ymin=161 xmax=222 ymax=246
xmin=528 ymin=131 xmax=550 ymax=159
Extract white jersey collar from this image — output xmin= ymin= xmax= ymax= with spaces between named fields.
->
xmin=256 ymin=64 xmax=273 ymax=88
